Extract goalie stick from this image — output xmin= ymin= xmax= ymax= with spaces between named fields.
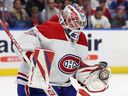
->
xmin=0 ymin=19 xmax=58 ymax=96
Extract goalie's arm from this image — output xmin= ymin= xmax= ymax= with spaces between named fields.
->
xmin=14 ymin=26 xmax=51 ymax=60
xmin=0 ymin=20 xmax=58 ymax=96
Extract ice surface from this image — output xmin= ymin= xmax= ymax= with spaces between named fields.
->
xmin=0 ymin=74 xmax=128 ymax=96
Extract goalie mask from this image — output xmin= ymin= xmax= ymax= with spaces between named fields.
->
xmin=60 ymin=3 xmax=87 ymax=42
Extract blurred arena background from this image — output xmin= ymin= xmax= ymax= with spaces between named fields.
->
xmin=0 ymin=0 xmax=128 ymax=96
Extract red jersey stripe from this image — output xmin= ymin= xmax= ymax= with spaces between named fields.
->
xmin=18 ymin=72 xmax=28 ymax=78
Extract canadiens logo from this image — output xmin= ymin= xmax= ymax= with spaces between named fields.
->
xmin=58 ymin=54 xmax=81 ymax=74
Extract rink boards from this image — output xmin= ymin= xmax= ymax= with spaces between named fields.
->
xmin=0 ymin=29 xmax=128 ymax=75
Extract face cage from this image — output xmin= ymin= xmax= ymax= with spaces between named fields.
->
xmin=65 ymin=14 xmax=87 ymax=32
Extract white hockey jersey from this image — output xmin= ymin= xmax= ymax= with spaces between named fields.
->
xmin=16 ymin=21 xmax=88 ymax=88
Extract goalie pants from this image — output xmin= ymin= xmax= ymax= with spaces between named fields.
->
xmin=17 ymin=84 xmax=77 ymax=96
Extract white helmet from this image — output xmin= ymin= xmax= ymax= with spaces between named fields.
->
xmin=60 ymin=3 xmax=87 ymax=42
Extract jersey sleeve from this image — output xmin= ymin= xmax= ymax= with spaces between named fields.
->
xmin=17 ymin=27 xmax=41 ymax=51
